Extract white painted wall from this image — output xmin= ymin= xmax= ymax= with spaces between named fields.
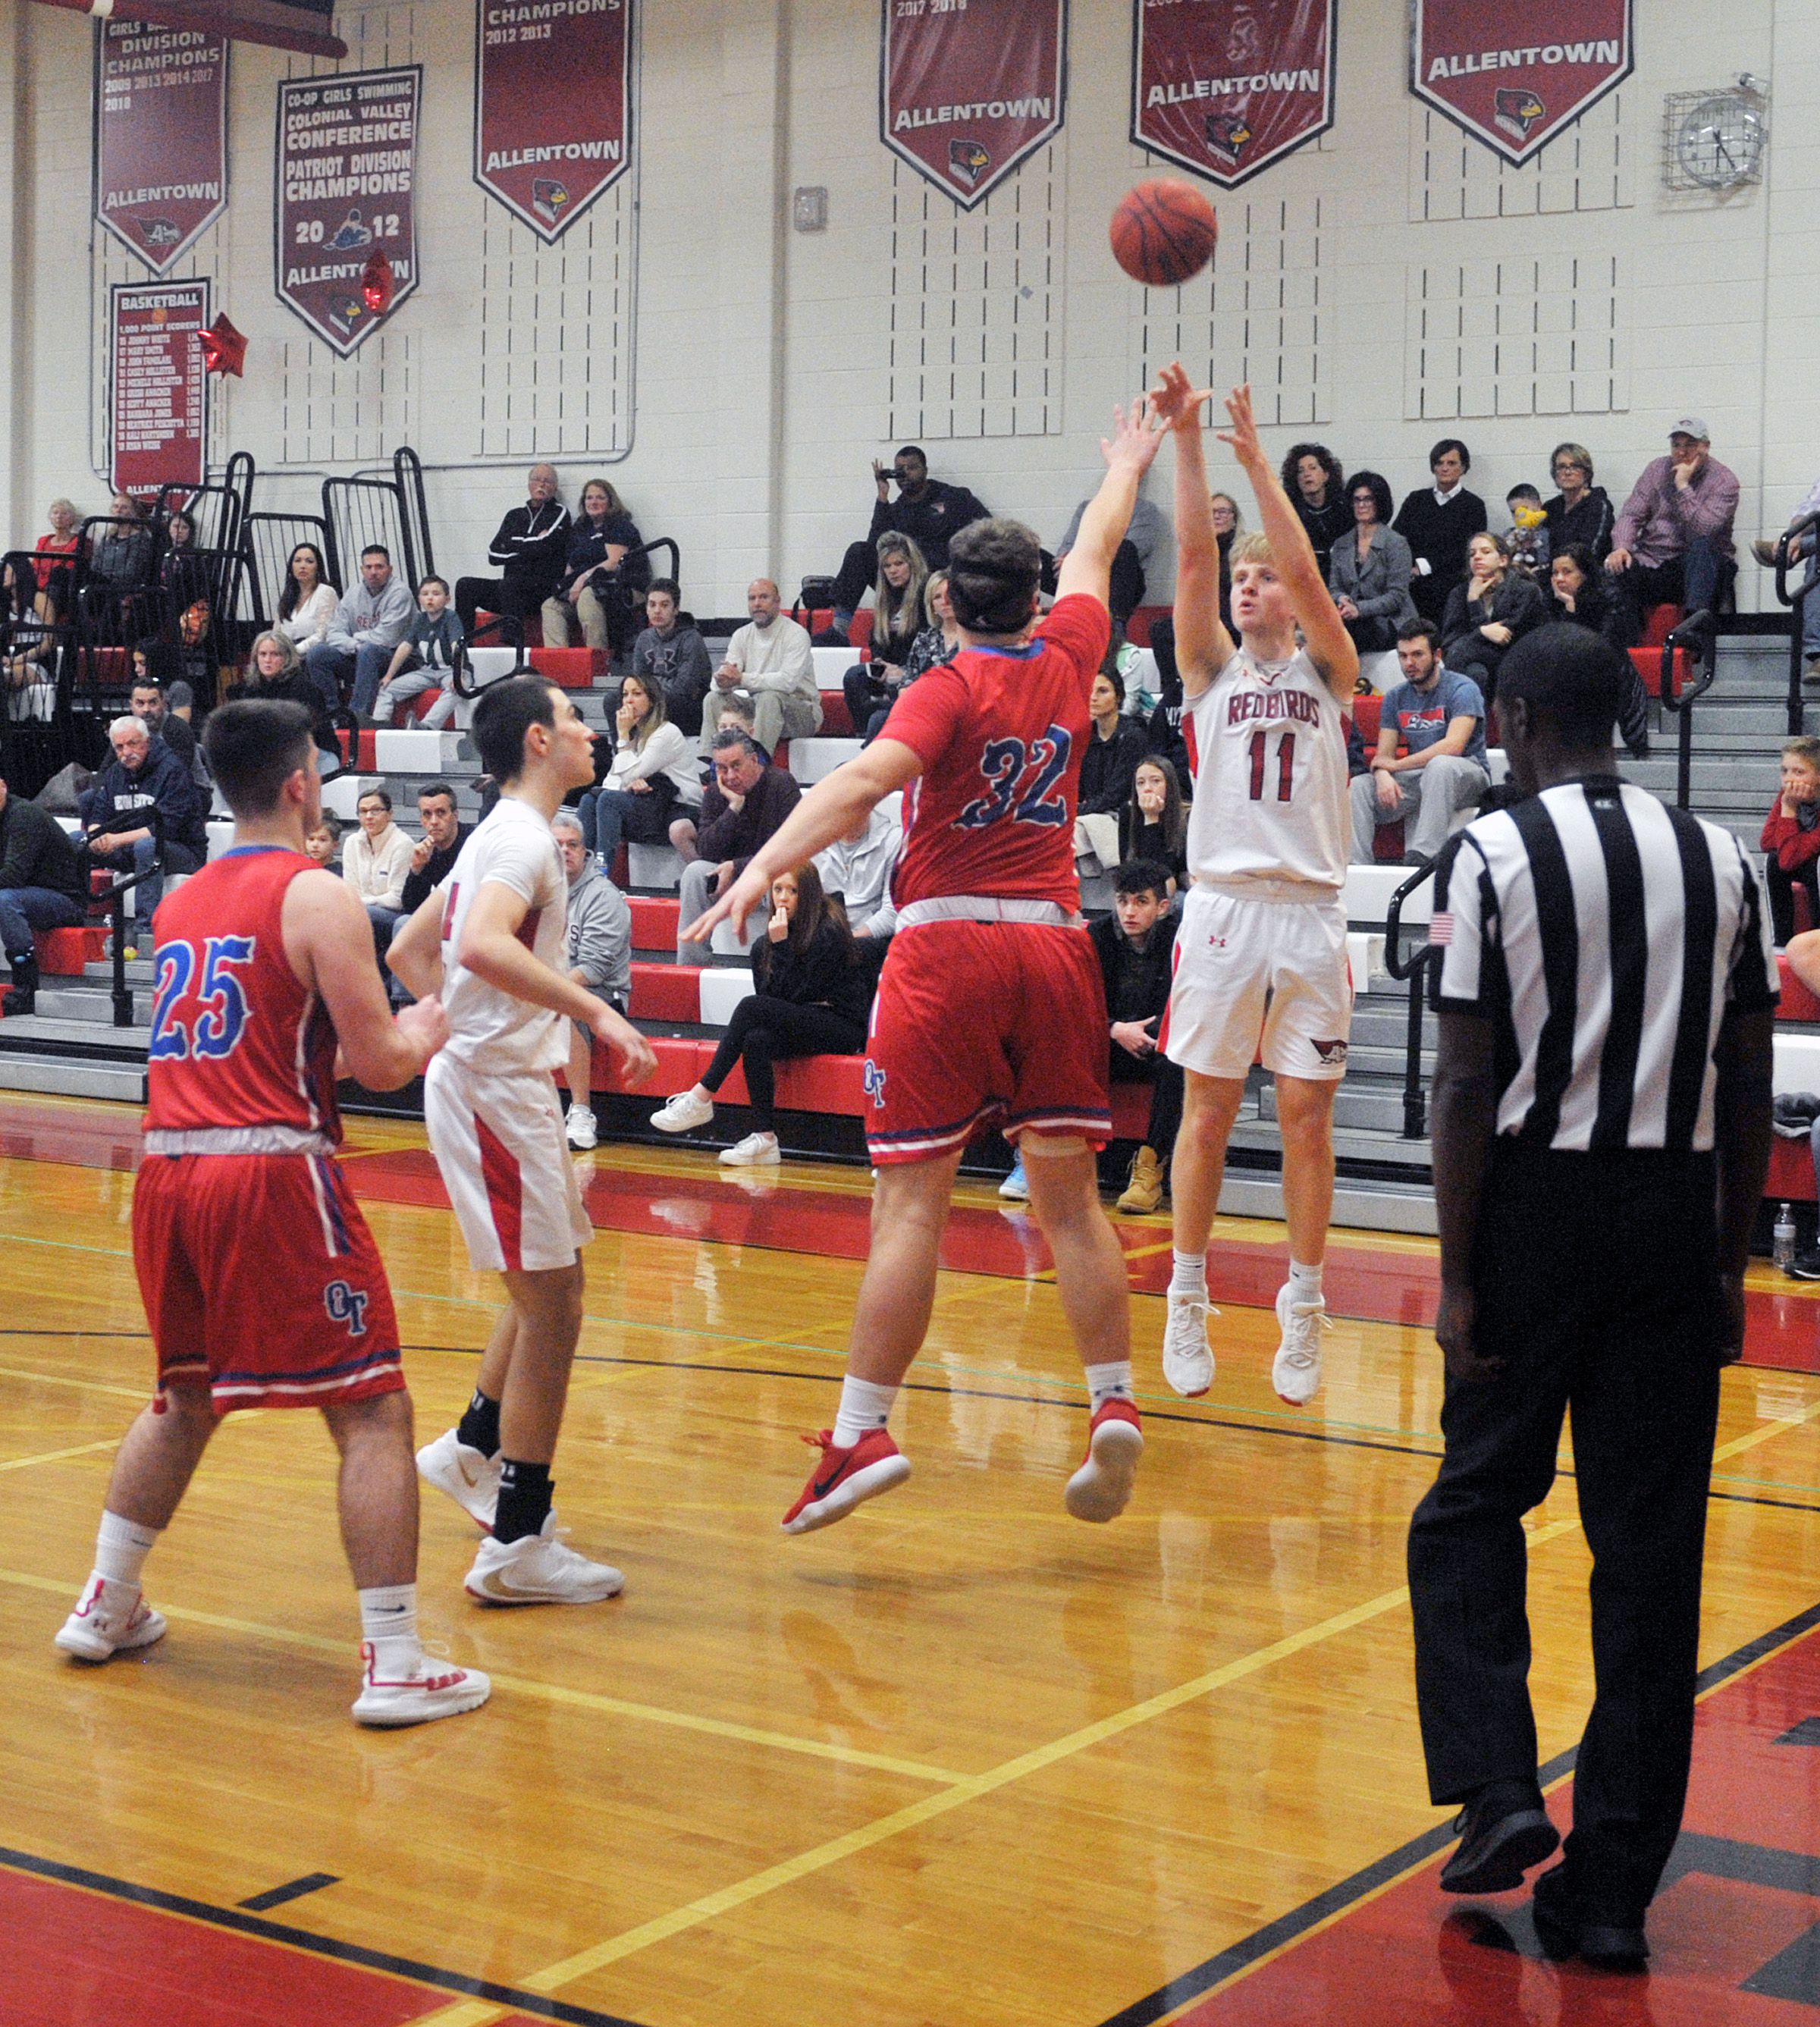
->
xmin=5 ymin=0 xmax=1813 ymax=617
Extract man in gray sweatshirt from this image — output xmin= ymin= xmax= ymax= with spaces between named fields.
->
xmin=303 ymin=545 xmax=416 ymax=715
xmin=554 ymin=809 xmax=632 ymax=1150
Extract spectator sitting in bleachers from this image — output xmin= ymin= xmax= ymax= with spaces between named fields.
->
xmin=1547 ymin=544 xmax=1649 ymax=758
xmin=1761 ymin=738 xmax=1820 ymax=947
xmin=1119 ymin=756 xmax=1188 ymax=893
xmin=304 ymin=811 xmax=342 ymax=868
xmin=1144 ymin=614 xmax=1191 ymax=783
xmin=824 ymin=446 xmax=990 ymax=637
xmin=242 ymin=629 xmax=341 ymax=772
xmin=30 ymin=497 xmax=82 ymax=619
xmin=894 ymin=568 xmax=960 ymax=690
xmin=814 ymin=797 xmax=902 ymax=927
xmin=1351 ymin=619 xmax=1489 ymax=868
xmin=366 ymin=573 xmax=464 ymax=726
xmin=672 ymin=729 xmax=802 ymax=959
xmin=0 ymin=769 xmax=87 ymax=1015
xmin=579 ymin=670 xmax=701 ymax=865
xmin=275 ymin=541 xmax=338 ymax=648
xmin=1282 ymin=442 xmax=1351 ymax=585
xmin=387 ymin=783 xmax=469 ymax=999
xmin=1075 ymin=664 xmax=1148 ymax=871
xmin=342 ymin=786 xmax=413 ymax=965
xmin=554 ymin=808 xmax=632 ymax=1153
xmin=1394 ymin=438 xmax=1487 ymax=629
xmin=1504 ymin=484 xmax=1550 ymax=579
xmin=1092 ymin=860 xmax=1185 ymax=1217
xmin=157 ymin=511 xmax=206 ymax=613
xmin=1209 ymin=492 xmax=1241 ymax=632
xmin=1750 ymin=470 xmax=1820 ymax=685
xmin=1329 ymin=471 xmax=1417 ymax=654
xmin=1441 ymin=531 xmax=1545 ymax=704
xmin=701 ymin=579 xmax=820 ymax=755
xmin=3 ymin=560 xmax=55 ymax=716
xmin=1056 ymin=477 xmax=1167 ymax=626
xmin=631 ymin=579 xmax=712 ymax=736
xmin=130 ymin=673 xmax=198 ymax=777
xmin=1542 ymin=443 xmax=1614 ymax=564
xmin=80 ymin=492 xmax=153 ymax=635
xmin=454 ymin=462 xmax=571 ymax=642
xmin=651 ymin=862 xmax=871 ymax=1166
xmin=1605 ymin=416 xmax=1740 ymax=642
xmin=541 ymin=477 xmax=645 ymax=659
xmin=303 ymin=544 xmax=414 ymax=715
xmin=843 ymin=534 xmax=928 ymax=745
xmin=80 ymin=713 xmax=206 ymax=918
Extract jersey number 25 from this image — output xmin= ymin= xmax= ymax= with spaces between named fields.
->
xmin=149 ymin=936 xmax=256 ymax=1062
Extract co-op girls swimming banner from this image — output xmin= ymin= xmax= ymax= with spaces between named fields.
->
xmin=475 ymin=0 xmax=635 ymax=242
xmin=880 ymin=0 xmax=1068 ymax=211
xmin=1132 ymin=0 xmax=1335 ymax=190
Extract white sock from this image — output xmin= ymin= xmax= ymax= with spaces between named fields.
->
xmin=95 ymin=1511 xmax=159 ymax=1592
xmin=358 ymin=1583 xmax=422 ymax=1679
xmin=832 ymin=1376 xmax=898 ymax=1450
xmin=1169 ymin=1249 xmax=1208 ymax=1300
xmin=1288 ymin=1259 xmax=1325 ymax=1307
xmin=1084 ymin=1360 xmax=1134 ymax=1414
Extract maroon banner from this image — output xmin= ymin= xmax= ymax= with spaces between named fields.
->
xmin=275 ymin=67 xmax=421 ymax=357
xmin=475 ymin=1 xmax=633 ymax=242
xmin=1410 ymin=0 xmax=1633 ymax=165
xmin=1131 ymin=1 xmax=1334 ymax=189
xmin=110 ymin=280 xmax=210 ymax=497
xmin=880 ymin=0 xmax=1067 ymax=212
xmin=93 ymin=19 xmax=228 ymax=273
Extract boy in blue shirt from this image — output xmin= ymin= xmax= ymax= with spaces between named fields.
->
xmin=1350 ymin=618 xmax=1490 ymax=866
xmin=366 ymin=575 xmax=466 ymax=729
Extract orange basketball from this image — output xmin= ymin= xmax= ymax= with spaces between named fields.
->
xmin=1109 ymin=178 xmax=1219 ymax=289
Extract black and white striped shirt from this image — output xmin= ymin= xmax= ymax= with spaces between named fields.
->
xmin=1435 ymin=778 xmax=1778 ymax=1151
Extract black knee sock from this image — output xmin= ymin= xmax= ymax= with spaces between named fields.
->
xmin=494 ymin=1459 xmax=553 ymax=1545
xmin=456 ymin=1387 xmax=500 ymax=1458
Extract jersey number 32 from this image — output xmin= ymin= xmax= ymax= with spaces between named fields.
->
xmin=958 ymin=726 xmax=1074 ymax=830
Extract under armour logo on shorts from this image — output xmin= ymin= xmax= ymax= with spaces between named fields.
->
xmin=862 ymin=1059 xmax=888 ymax=1110
xmin=324 ymin=1279 xmax=371 ymax=1338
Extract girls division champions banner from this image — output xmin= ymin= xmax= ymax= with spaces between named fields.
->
xmin=1410 ymin=0 xmax=1633 ymax=165
xmin=275 ymin=66 xmax=421 ymax=356
xmin=475 ymin=0 xmax=634 ymax=241
xmin=880 ymin=0 xmax=1067 ymax=211
xmin=1132 ymin=0 xmax=1335 ymax=189
xmin=94 ymin=19 xmax=228 ymax=272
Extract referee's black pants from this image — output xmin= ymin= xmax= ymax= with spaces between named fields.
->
xmin=1407 ymin=1144 xmax=1721 ymax=1916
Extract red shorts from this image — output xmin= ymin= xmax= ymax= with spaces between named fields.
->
xmin=864 ymin=920 xmax=1111 ymax=1164
xmin=133 ymin=1151 xmax=404 ymax=1413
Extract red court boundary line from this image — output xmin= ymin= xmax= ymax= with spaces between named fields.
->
xmin=1084 ymin=1599 xmax=1820 ymax=2027
xmin=0 ymin=1842 xmax=652 ymax=2027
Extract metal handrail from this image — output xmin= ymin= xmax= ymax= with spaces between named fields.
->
xmin=81 ymin=807 xmax=166 ymax=1027
xmin=1655 ymin=609 xmax=1718 ymax=809
xmin=1382 ymin=858 xmax=1442 ymax=1139
xmin=1776 ymin=510 xmax=1819 ymax=736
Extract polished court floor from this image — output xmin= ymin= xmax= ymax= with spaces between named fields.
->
xmin=3 ymin=1090 xmax=1819 ymax=2026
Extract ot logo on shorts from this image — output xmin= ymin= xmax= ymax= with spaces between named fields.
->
xmin=862 ymin=1059 xmax=888 ymax=1110
xmin=324 ymin=1279 xmax=371 ymax=1338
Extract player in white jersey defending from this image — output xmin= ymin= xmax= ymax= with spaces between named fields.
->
xmin=389 ymin=676 xmax=657 ymax=1602
xmin=1156 ymin=368 xmax=1360 ymax=1406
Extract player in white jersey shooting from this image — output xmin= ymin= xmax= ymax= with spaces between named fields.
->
xmin=1154 ymin=366 xmax=1360 ymax=1406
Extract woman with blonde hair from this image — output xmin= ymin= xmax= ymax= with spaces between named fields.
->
xmin=842 ymin=532 xmax=930 ymax=742
xmin=579 ymin=667 xmax=702 ymax=862
xmin=544 ymin=475 xmax=646 ymax=654
xmin=243 ymin=628 xmax=342 ymax=770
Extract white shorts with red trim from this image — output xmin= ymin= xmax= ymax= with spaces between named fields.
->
xmin=1163 ymin=886 xmax=1353 ymax=1083
xmin=423 ymin=1056 xmax=592 ymax=1274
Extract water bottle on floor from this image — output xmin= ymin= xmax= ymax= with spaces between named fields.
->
xmin=1774 ymin=1201 xmax=1796 ymax=1272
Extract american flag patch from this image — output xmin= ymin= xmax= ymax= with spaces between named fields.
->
xmin=1429 ymin=912 xmax=1454 ymax=946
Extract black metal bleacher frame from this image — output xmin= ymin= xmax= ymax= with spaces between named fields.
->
xmin=322 ymin=447 xmax=435 ymax=598
xmin=1777 ymin=512 xmax=1820 ymax=738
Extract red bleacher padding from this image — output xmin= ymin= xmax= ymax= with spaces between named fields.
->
xmin=818 ymin=692 xmax=854 ymax=739
xmin=34 ymin=925 xmax=108 ymax=974
xmin=1768 ymin=1136 xmax=1817 ymax=1204
xmin=1125 ymin=607 xmax=1167 ymax=649
xmin=576 ymin=1034 xmax=712 ymax=1097
xmin=336 ymin=728 xmax=379 ymax=771
xmin=1640 ymin=604 xmax=1683 ymax=649
xmin=528 ymin=647 xmax=603 ymax=689
xmin=629 ymin=962 xmax=701 ymax=1024
xmin=1778 ymin=955 xmax=1820 ymax=1024
xmin=1631 ymin=646 xmax=1689 ymax=701
xmin=629 ymin=896 xmax=680 ymax=952
xmin=1354 ymin=695 xmax=1382 ymax=744
xmin=477 ymin=609 xmax=544 ymax=650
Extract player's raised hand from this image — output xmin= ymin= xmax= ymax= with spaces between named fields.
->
xmin=1101 ymin=394 xmax=1166 ymax=477
xmin=1215 ymin=384 xmax=1266 ymax=472
xmin=1148 ymin=360 xmax=1213 ymax=434
xmin=394 ymin=993 xmax=450 ymax=1065
xmin=682 ymin=858 xmax=772 ymax=948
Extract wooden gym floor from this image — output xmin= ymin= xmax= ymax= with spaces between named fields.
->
xmin=2 ymin=1090 xmax=1819 ymax=2027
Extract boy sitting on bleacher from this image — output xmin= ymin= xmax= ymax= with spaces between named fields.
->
xmin=364 ymin=574 xmax=464 ymax=730
xmin=1761 ymin=736 xmax=1820 ymax=947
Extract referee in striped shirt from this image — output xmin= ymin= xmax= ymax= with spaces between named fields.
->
xmin=1408 ymin=623 xmax=1777 ymax=1968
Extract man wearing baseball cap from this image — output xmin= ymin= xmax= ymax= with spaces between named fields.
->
xmin=1605 ymin=417 xmax=1739 ymax=645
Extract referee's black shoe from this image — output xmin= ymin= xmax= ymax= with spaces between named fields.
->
xmin=1531 ymin=1863 xmax=1648 ymax=1970
xmin=1439 ymin=1780 xmax=1559 ymax=1894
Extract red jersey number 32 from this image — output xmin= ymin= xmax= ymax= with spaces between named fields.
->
xmin=957 ymin=726 xmax=1074 ymax=831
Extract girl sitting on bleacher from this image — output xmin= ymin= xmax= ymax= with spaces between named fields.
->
xmin=648 ymin=862 xmax=872 ymax=1166
xmin=579 ymin=670 xmax=701 ymax=866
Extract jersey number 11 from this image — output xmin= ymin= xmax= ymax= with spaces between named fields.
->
xmin=1247 ymin=730 xmax=1295 ymax=803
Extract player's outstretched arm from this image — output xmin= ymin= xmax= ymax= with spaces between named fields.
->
xmin=1155 ymin=362 xmax=1233 ymax=699
xmin=386 ymin=886 xmax=445 ymax=1002
xmin=1217 ymin=383 xmax=1358 ymax=702
xmin=1053 ymin=395 xmax=1166 ymax=608
xmin=686 ymin=740 xmax=922 ymax=947
xmin=285 ymin=869 xmax=449 ymax=1091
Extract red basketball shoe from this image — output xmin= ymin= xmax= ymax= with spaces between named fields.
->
xmin=1064 ymin=1399 xmax=1144 ymax=1522
xmin=782 ymin=1429 xmax=912 ymax=1535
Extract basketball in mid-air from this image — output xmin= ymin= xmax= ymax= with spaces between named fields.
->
xmin=1109 ymin=179 xmax=1219 ymax=289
